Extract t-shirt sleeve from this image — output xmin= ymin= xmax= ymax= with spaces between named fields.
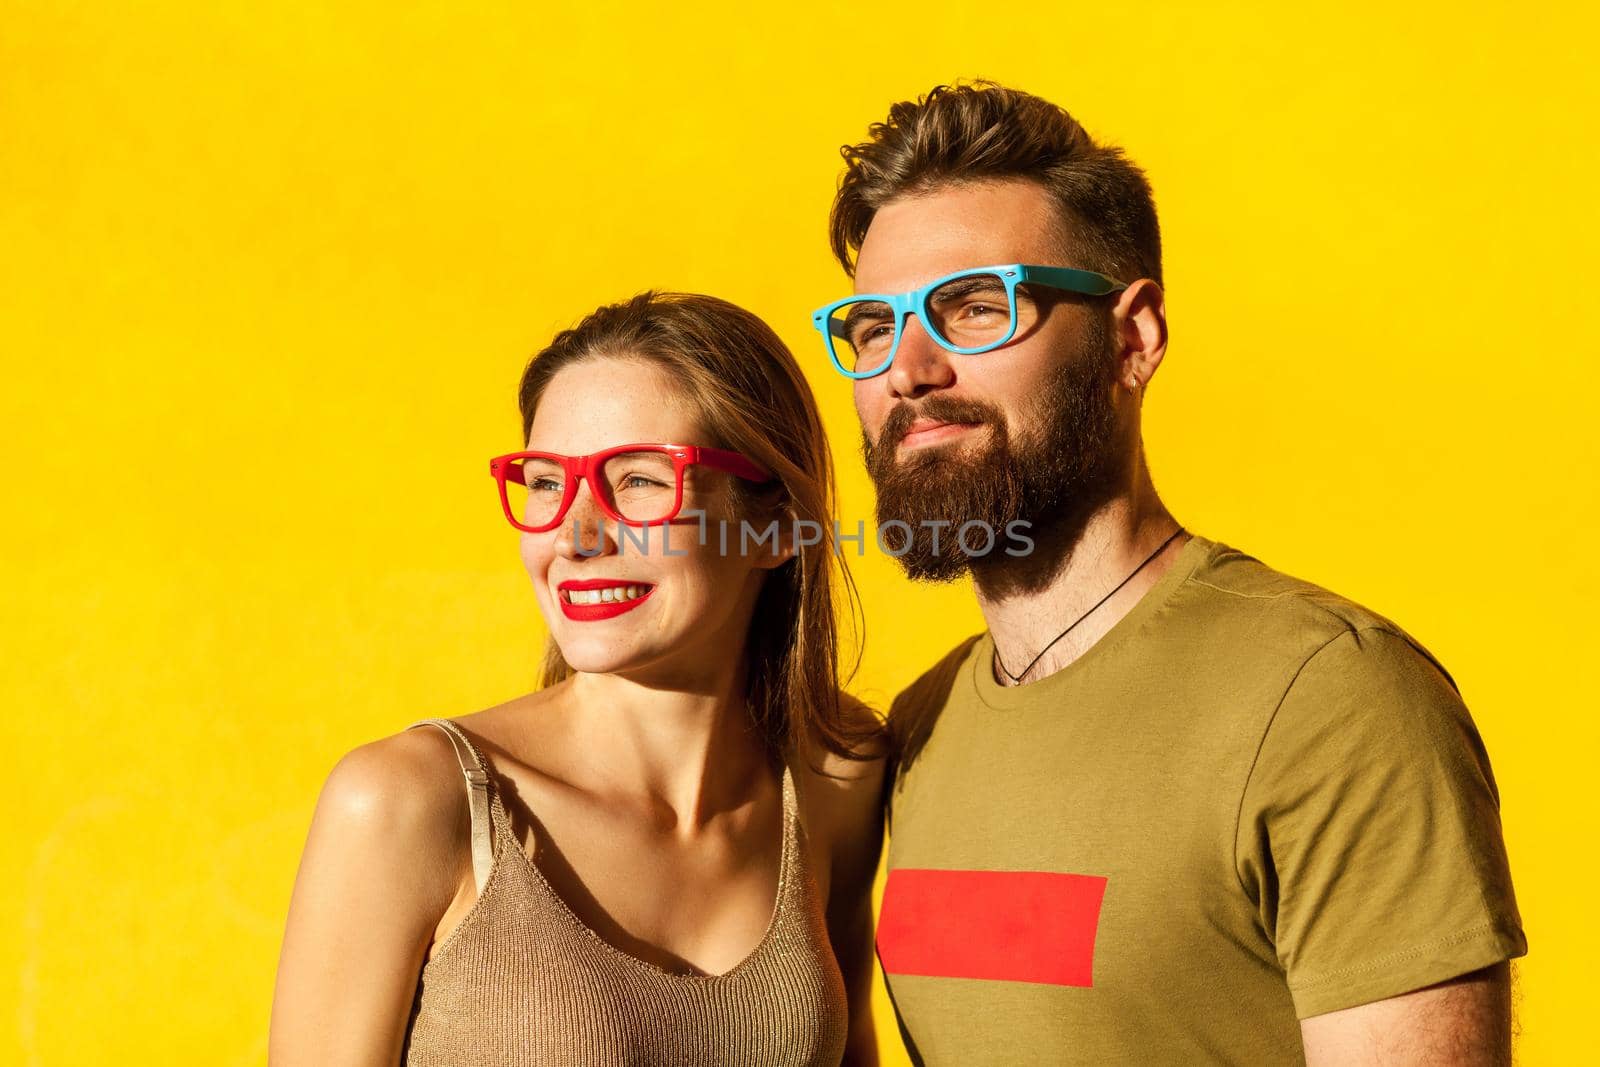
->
xmin=1234 ymin=625 xmax=1527 ymax=1019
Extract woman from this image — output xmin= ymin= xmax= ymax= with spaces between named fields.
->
xmin=270 ymin=292 xmax=886 ymax=1065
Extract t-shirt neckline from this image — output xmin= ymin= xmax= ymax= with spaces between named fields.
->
xmin=970 ymin=532 xmax=1216 ymax=709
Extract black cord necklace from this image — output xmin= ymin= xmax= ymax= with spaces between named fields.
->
xmin=992 ymin=527 xmax=1187 ymax=685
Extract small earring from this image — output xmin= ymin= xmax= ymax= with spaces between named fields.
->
xmin=1128 ymin=373 xmax=1140 ymax=391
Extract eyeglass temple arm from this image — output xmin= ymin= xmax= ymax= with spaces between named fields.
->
xmin=697 ymin=447 xmax=772 ymax=484
xmin=1021 ymin=265 xmax=1130 ymax=295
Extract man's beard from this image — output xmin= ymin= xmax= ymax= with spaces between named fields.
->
xmin=861 ymin=319 xmax=1123 ymax=583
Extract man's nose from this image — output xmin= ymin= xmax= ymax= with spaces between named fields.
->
xmin=885 ymin=315 xmax=956 ymax=399
xmin=551 ymin=484 xmax=618 ymax=559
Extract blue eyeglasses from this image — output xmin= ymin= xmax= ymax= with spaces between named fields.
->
xmin=810 ymin=264 xmax=1128 ymax=380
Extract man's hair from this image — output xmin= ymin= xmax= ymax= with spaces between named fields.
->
xmin=829 ymin=81 xmax=1163 ymax=287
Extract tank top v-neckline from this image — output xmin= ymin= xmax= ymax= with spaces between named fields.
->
xmin=400 ymin=717 xmax=848 ymax=1066
xmin=416 ymin=717 xmax=798 ymax=982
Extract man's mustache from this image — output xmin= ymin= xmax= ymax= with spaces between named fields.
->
xmin=874 ymin=396 xmax=1006 ymax=456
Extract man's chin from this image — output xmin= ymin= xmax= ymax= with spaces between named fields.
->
xmin=894 ymin=552 xmax=974 ymax=584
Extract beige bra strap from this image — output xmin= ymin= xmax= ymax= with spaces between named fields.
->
xmin=406 ymin=718 xmax=495 ymax=894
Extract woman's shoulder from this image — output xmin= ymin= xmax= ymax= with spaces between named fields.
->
xmin=287 ymin=718 xmax=496 ymax=934
xmin=314 ymin=722 xmax=478 ymax=854
xmin=315 ymin=687 xmax=560 ymax=849
xmin=792 ymin=693 xmax=889 ymax=832
xmin=803 ymin=690 xmax=889 ymax=770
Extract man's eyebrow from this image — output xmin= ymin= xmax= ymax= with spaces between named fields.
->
xmin=842 ymin=300 xmax=894 ymax=332
xmin=929 ymin=275 xmax=1008 ymax=303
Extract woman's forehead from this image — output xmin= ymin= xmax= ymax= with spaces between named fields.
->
xmin=526 ymin=357 xmax=701 ymax=451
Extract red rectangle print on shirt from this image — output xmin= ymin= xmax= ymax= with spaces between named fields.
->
xmin=877 ymin=869 xmax=1108 ymax=987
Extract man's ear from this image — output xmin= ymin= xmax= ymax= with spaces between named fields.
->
xmin=1113 ymin=278 xmax=1168 ymax=388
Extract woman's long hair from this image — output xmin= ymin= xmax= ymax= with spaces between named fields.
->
xmin=517 ymin=291 xmax=875 ymax=760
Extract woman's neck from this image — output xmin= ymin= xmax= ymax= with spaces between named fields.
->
xmin=561 ymin=662 xmax=771 ymax=835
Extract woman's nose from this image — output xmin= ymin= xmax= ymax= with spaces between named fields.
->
xmin=551 ymin=484 xmax=618 ymax=559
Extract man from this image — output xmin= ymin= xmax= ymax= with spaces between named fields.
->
xmin=815 ymin=83 xmax=1526 ymax=1065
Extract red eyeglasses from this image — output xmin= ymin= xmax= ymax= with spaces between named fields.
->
xmin=488 ymin=442 xmax=773 ymax=533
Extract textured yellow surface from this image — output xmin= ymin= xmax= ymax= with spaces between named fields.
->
xmin=2 ymin=3 xmax=1594 ymax=1063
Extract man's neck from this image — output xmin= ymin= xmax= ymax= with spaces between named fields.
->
xmin=973 ymin=464 xmax=1186 ymax=686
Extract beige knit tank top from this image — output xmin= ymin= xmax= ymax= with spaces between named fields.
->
xmin=399 ymin=718 xmax=849 ymax=1066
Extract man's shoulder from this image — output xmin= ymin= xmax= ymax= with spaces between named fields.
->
xmin=891 ymin=633 xmax=985 ymax=710
xmin=886 ymin=632 xmax=985 ymax=768
xmin=1182 ymin=536 xmax=1457 ymax=692
xmin=1187 ymin=538 xmax=1397 ymax=630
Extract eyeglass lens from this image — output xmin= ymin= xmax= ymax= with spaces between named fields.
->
xmin=505 ymin=450 xmax=681 ymax=528
xmin=827 ymin=272 xmax=1040 ymax=374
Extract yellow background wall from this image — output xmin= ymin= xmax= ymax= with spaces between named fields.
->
xmin=3 ymin=3 xmax=1594 ymax=1063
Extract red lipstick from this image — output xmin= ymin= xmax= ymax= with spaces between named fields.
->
xmin=556 ymin=578 xmax=655 ymax=622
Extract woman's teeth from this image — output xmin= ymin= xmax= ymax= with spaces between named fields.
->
xmin=562 ymin=585 xmax=649 ymax=605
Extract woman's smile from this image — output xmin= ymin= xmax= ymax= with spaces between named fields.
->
xmin=556 ymin=577 xmax=656 ymax=621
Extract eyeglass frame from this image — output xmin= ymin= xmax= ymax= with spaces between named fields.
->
xmin=488 ymin=442 xmax=773 ymax=534
xmin=810 ymin=263 xmax=1130 ymax=380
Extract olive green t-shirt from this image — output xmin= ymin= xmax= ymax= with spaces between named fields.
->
xmin=878 ymin=535 xmax=1526 ymax=1065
